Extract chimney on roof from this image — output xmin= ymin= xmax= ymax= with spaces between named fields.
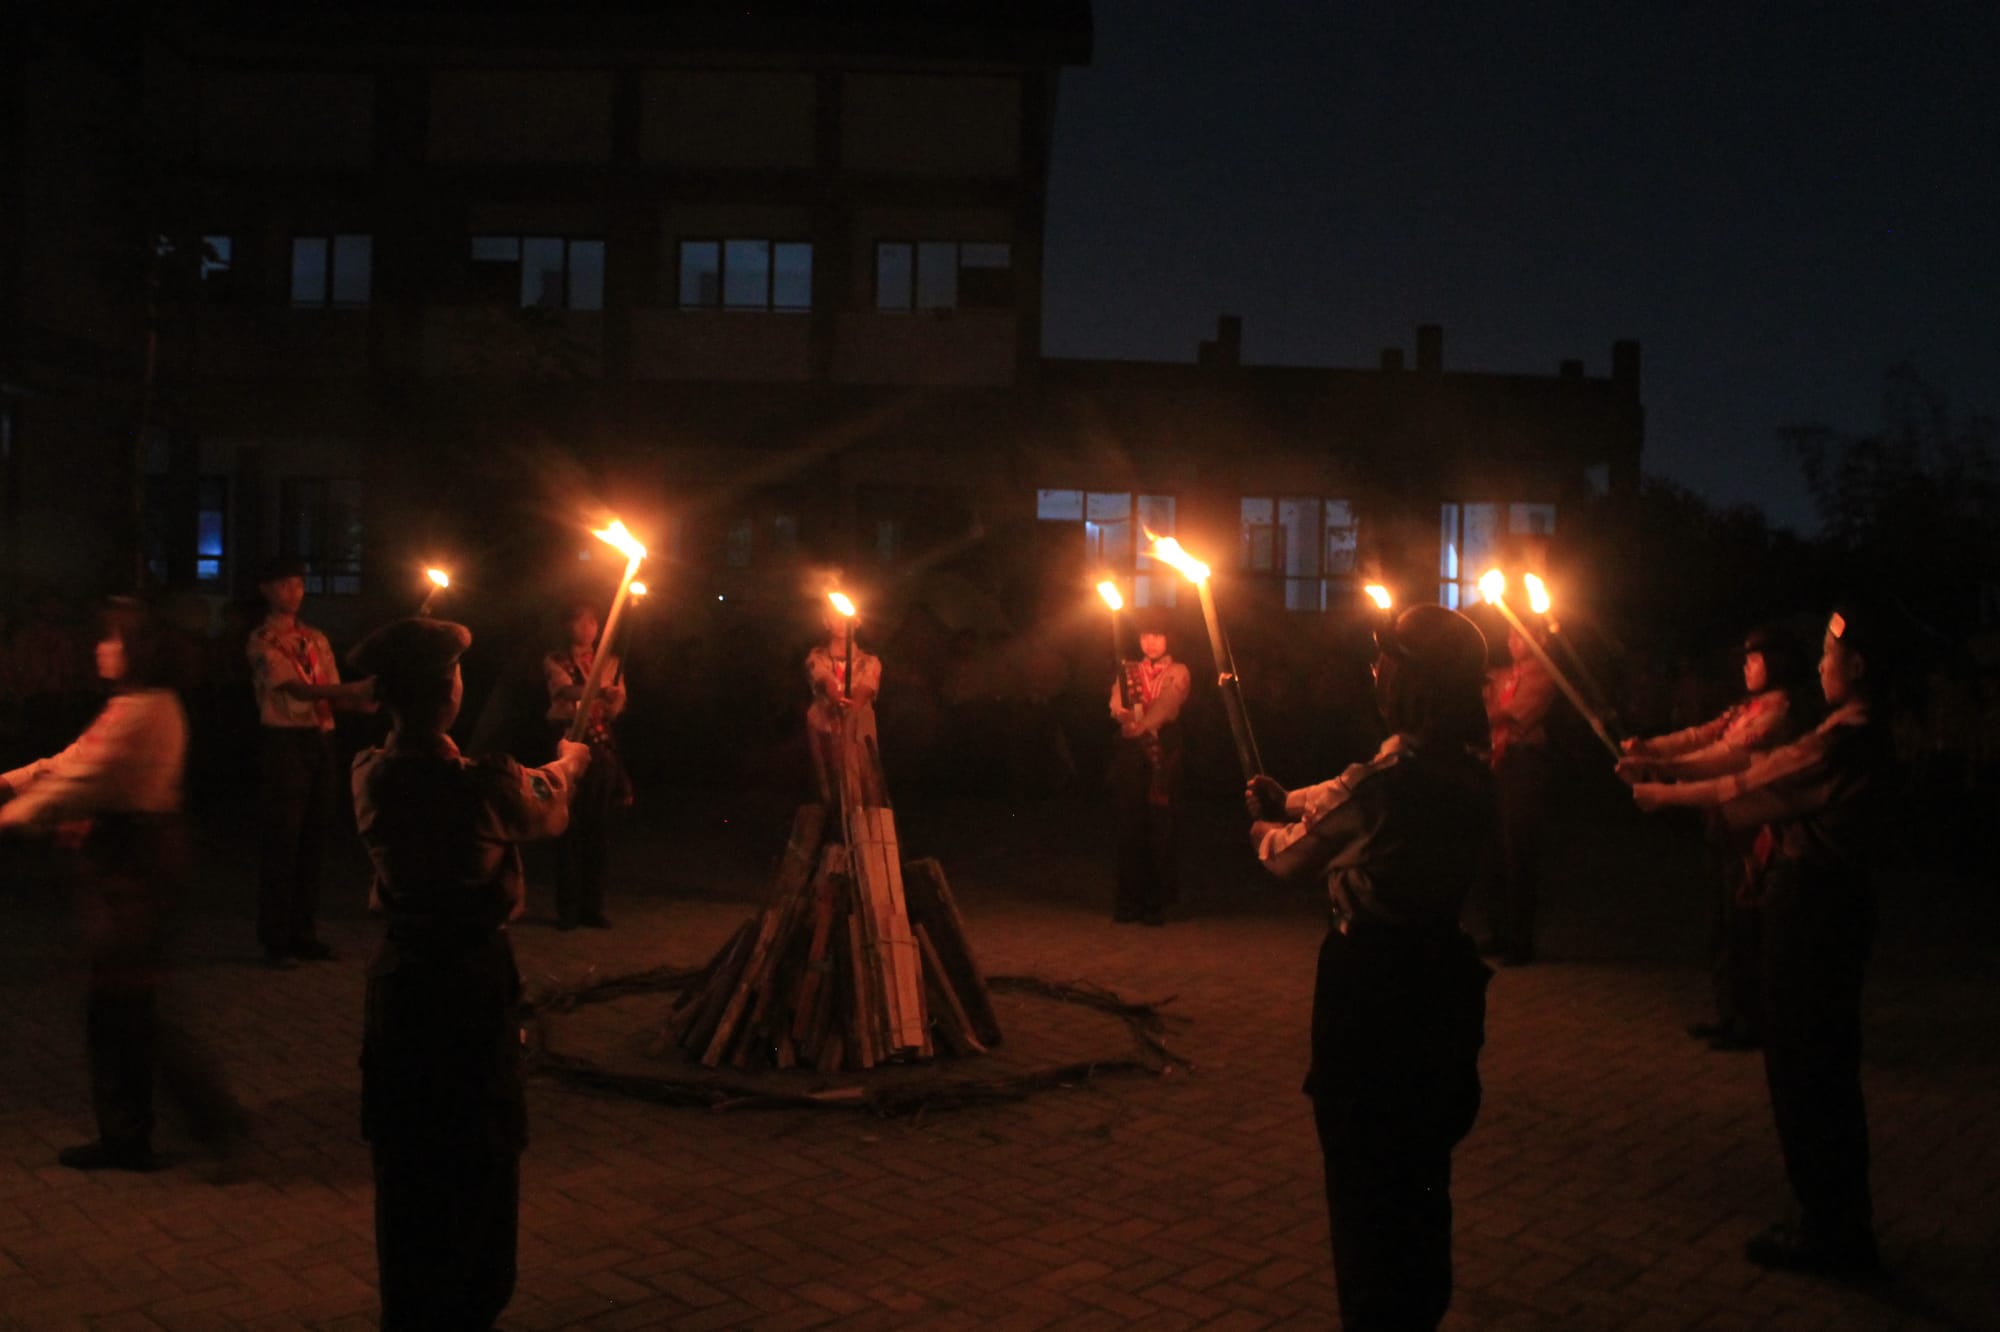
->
xmin=1198 ymin=315 xmax=1242 ymax=367
xmin=1559 ymin=358 xmax=1584 ymax=380
xmin=1415 ymin=324 xmax=1443 ymax=374
xmin=1612 ymin=339 xmax=1641 ymax=391
xmin=1380 ymin=348 xmax=1405 ymax=372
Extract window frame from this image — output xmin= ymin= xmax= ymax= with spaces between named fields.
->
xmin=1238 ymin=495 xmax=1359 ymax=612
xmin=278 ymin=476 xmax=365 ymax=596
xmin=1035 ymin=488 xmax=1180 ymax=607
xmin=468 ymin=234 xmax=607 ymax=311
xmin=676 ymin=237 xmax=813 ymax=312
xmin=874 ymin=239 xmax=1013 ymax=313
xmin=289 ymin=233 xmax=373 ymax=310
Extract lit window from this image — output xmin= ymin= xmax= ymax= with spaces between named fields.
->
xmin=876 ymin=241 xmax=1012 ymax=312
xmin=200 ymin=236 xmax=233 ymax=283
xmin=1038 ymin=488 xmax=1177 ymax=606
xmin=470 ymin=235 xmax=605 ymax=311
xmin=196 ymin=477 xmax=228 ymax=583
xmin=291 ymin=235 xmax=372 ymax=309
xmin=1240 ymin=496 xmax=1358 ymax=611
xmin=677 ymin=239 xmax=812 ymax=312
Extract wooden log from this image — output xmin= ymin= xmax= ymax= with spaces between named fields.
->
xmin=914 ymin=922 xmax=986 ymax=1057
xmin=844 ymin=909 xmax=876 ymax=1070
xmin=701 ymin=806 xmax=826 ymax=1067
xmin=679 ymin=920 xmax=755 ymax=1057
xmin=902 ymin=857 xmax=1001 ymax=1046
xmin=789 ymin=847 xmax=845 ymax=1042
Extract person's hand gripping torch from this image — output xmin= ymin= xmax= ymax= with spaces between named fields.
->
xmin=417 ymin=567 xmax=451 ymax=617
xmin=568 ymin=520 xmax=647 ymax=744
xmin=1147 ymin=532 xmax=1265 ymax=781
xmin=1480 ymin=569 xmax=1620 ymax=759
xmin=1096 ymin=579 xmax=1131 ymax=709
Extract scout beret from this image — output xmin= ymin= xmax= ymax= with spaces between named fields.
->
xmin=347 ymin=617 xmax=472 ymax=682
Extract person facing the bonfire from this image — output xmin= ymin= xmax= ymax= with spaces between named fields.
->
xmin=1108 ymin=607 xmax=1189 ymax=926
xmin=348 ymin=616 xmax=589 ymax=1331
xmin=1246 ymin=603 xmax=1496 ymax=1332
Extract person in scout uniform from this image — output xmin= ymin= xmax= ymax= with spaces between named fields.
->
xmin=247 ymin=556 xmax=373 ymax=967
xmin=1108 ymin=606 xmax=1190 ymax=926
xmin=542 ymin=598 xmax=628 ymax=929
xmin=348 ymin=616 xmax=590 ymax=1330
xmin=1246 ymin=604 xmax=1496 ymax=1332
xmin=1628 ymin=604 xmax=1896 ymax=1276
xmin=805 ymin=599 xmax=883 ymax=809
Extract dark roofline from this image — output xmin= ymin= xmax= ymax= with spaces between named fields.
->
xmin=173 ymin=1 xmax=1093 ymax=67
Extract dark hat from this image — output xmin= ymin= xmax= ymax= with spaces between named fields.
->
xmin=1383 ymin=604 xmax=1489 ymax=683
xmin=1131 ymin=604 xmax=1174 ymax=635
xmin=347 ymin=617 xmax=472 ymax=683
xmin=258 ymin=555 xmax=307 ymax=583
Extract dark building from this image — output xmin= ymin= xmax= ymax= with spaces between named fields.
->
xmin=5 ymin=0 xmax=1640 ymax=651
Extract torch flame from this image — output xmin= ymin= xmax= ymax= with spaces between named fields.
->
xmin=1478 ymin=568 xmax=1506 ymax=605
xmin=1363 ymin=583 xmax=1393 ymax=611
xmin=1096 ymin=580 xmax=1124 ymax=612
xmin=629 ymin=581 xmax=649 ymax=598
xmin=828 ymin=591 xmax=857 ymax=618
xmin=425 ymin=568 xmax=450 ymax=590
xmin=1523 ymin=573 xmax=1552 ymax=616
xmin=592 ymin=520 xmax=647 ymax=564
xmin=1145 ymin=532 xmax=1211 ymax=584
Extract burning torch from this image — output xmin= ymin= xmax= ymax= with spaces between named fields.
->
xmin=827 ymin=591 xmax=857 ymax=698
xmin=1480 ymin=569 xmax=1619 ymax=759
xmin=1146 ymin=532 xmax=1264 ymax=780
xmin=417 ymin=567 xmax=451 ymax=617
xmin=568 ymin=520 xmax=647 ymax=744
xmin=1096 ymin=579 xmax=1131 ymax=709
xmin=611 ymin=580 xmax=647 ymax=688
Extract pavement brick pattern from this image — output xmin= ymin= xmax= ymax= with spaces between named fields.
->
xmin=1 ymin=788 xmax=1995 ymax=1330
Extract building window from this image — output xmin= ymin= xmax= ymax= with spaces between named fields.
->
xmin=279 ymin=477 xmax=364 ymax=595
xmin=290 ymin=235 xmax=373 ymax=309
xmin=198 ymin=236 xmax=234 ymax=292
xmin=875 ymin=241 xmax=1012 ymax=312
xmin=677 ymin=239 xmax=812 ymax=311
xmin=1240 ymin=497 xmax=1357 ymax=612
xmin=1036 ymin=489 xmax=1179 ymax=606
xmin=1439 ymin=501 xmax=1553 ymax=607
xmin=470 ymin=236 xmax=606 ymax=311
xmin=196 ymin=477 xmax=228 ymax=583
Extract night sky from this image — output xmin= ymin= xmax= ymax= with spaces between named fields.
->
xmin=1041 ymin=1 xmax=2000 ymax=533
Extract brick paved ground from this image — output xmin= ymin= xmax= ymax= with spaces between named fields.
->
xmin=2 ymin=775 xmax=1996 ymax=1330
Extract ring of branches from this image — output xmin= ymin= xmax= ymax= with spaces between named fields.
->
xmin=521 ymin=965 xmax=1190 ymax=1117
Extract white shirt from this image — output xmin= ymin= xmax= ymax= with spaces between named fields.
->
xmin=1 ymin=688 xmax=187 ymax=825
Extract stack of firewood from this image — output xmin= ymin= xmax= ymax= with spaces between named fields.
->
xmin=663 ymin=756 xmax=1001 ymax=1072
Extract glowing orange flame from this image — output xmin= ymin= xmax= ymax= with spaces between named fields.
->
xmin=1144 ymin=531 xmax=1210 ymax=584
xmin=629 ymin=581 xmax=649 ymax=598
xmin=425 ymin=568 xmax=450 ymax=590
xmin=828 ymin=591 xmax=857 ymax=618
xmin=1363 ymin=583 xmax=1393 ymax=611
xmin=592 ymin=520 xmax=647 ymax=564
xmin=1096 ymin=580 xmax=1124 ymax=612
xmin=1478 ymin=568 xmax=1506 ymax=605
xmin=1523 ymin=573 xmax=1552 ymax=616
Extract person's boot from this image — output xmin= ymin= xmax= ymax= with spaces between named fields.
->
xmin=58 ymin=1140 xmax=158 ymax=1172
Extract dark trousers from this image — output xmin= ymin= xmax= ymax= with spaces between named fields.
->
xmin=1760 ymin=873 xmax=1874 ymax=1246
xmin=1110 ymin=738 xmax=1178 ymax=918
xmin=257 ymin=728 xmax=335 ymax=955
xmin=554 ymin=746 xmax=620 ymax=925
xmin=373 ymin=1138 xmax=519 ymax=1331
xmin=1486 ymin=745 xmax=1550 ymax=952
xmin=1707 ymin=832 xmax=1763 ymax=1036
xmin=1309 ymin=928 xmax=1487 ymax=1332
xmin=83 ymin=818 xmax=237 ymax=1152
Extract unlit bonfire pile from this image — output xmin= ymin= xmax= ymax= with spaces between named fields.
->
xmin=665 ymin=770 xmax=1001 ymax=1072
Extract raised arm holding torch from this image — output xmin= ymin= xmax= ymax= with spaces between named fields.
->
xmin=1147 ymin=532 xmax=1264 ymax=781
xmin=1480 ymin=569 xmax=1619 ymax=759
xmin=418 ymin=567 xmax=451 ymax=617
xmin=568 ymin=521 xmax=646 ymax=744
xmin=1097 ymin=579 xmax=1131 ymax=708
